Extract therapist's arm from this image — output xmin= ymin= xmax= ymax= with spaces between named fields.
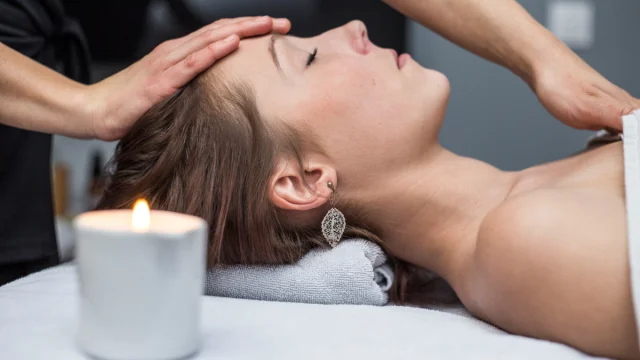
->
xmin=384 ymin=0 xmax=640 ymax=131
xmin=0 ymin=42 xmax=90 ymax=137
xmin=0 ymin=16 xmax=290 ymax=141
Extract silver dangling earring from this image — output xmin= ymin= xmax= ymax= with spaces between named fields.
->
xmin=321 ymin=181 xmax=346 ymax=248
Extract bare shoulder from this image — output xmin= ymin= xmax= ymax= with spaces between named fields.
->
xmin=471 ymin=188 xmax=625 ymax=305
xmin=468 ymin=188 xmax=638 ymax=358
xmin=475 ymin=188 xmax=626 ymax=268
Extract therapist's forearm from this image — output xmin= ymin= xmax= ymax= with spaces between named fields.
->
xmin=384 ymin=0 xmax=565 ymax=84
xmin=0 ymin=42 xmax=94 ymax=138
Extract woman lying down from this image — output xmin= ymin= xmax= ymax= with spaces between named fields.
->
xmin=98 ymin=21 xmax=638 ymax=359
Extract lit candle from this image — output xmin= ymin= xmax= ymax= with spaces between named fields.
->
xmin=132 ymin=199 xmax=150 ymax=232
xmin=74 ymin=200 xmax=207 ymax=360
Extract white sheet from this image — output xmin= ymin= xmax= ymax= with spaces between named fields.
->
xmin=0 ymin=264 xmax=601 ymax=359
xmin=623 ymin=111 xmax=640 ymax=347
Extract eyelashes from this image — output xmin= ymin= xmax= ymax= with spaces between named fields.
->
xmin=306 ymin=48 xmax=318 ymax=67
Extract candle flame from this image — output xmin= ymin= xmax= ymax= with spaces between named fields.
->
xmin=132 ymin=199 xmax=150 ymax=232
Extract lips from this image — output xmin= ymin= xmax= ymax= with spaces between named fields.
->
xmin=390 ymin=49 xmax=410 ymax=69
xmin=397 ymin=53 xmax=411 ymax=69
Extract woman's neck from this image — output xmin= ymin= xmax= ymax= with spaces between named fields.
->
xmin=350 ymin=145 xmax=519 ymax=288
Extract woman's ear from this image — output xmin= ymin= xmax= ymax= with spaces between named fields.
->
xmin=269 ymin=155 xmax=337 ymax=211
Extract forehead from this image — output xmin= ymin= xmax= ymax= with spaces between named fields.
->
xmin=216 ymin=36 xmax=278 ymax=87
xmin=214 ymin=35 xmax=293 ymax=118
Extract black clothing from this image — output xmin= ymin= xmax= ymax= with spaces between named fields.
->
xmin=0 ymin=0 xmax=90 ymax=285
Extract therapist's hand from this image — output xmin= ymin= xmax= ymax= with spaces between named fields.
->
xmin=532 ymin=49 xmax=640 ymax=132
xmin=88 ymin=16 xmax=291 ymax=141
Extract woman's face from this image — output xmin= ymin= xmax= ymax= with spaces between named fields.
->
xmin=217 ymin=20 xmax=450 ymax=179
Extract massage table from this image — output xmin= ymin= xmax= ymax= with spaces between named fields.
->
xmin=0 ymin=264 xmax=601 ymax=359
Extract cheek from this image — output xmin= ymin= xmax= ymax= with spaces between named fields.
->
xmin=304 ymin=65 xmax=393 ymax=123
xmin=292 ymin=74 xmax=358 ymax=127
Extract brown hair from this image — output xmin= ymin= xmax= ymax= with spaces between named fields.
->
xmin=98 ymin=67 xmax=457 ymax=305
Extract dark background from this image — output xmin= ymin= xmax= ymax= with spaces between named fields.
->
xmin=61 ymin=0 xmax=407 ymax=65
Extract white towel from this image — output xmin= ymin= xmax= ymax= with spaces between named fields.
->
xmin=205 ymin=238 xmax=394 ymax=306
xmin=622 ymin=110 xmax=640 ymax=348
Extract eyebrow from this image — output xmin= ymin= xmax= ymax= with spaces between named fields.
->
xmin=268 ymin=35 xmax=283 ymax=73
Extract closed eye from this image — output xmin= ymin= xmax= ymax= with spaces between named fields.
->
xmin=306 ymin=48 xmax=318 ymax=67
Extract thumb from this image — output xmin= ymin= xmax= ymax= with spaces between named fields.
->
xmin=625 ymin=99 xmax=640 ymax=116
xmin=603 ymin=111 xmax=624 ymax=132
xmin=575 ymin=96 xmax=627 ymax=131
xmin=614 ymin=99 xmax=640 ymax=129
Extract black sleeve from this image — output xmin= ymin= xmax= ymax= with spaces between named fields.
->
xmin=0 ymin=0 xmax=91 ymax=264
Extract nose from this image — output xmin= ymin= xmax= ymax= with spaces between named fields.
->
xmin=345 ymin=20 xmax=370 ymax=55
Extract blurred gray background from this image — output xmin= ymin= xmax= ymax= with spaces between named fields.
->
xmin=53 ymin=0 xmax=640 ymax=214
xmin=414 ymin=0 xmax=640 ymax=170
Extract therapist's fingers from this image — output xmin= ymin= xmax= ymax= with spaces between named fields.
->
xmin=189 ymin=17 xmax=291 ymax=48
xmin=211 ymin=17 xmax=291 ymax=33
xmin=179 ymin=16 xmax=291 ymax=50
xmin=210 ymin=17 xmax=264 ymax=28
xmin=273 ymin=18 xmax=292 ymax=33
xmin=620 ymin=94 xmax=640 ymax=118
xmin=163 ymin=17 xmax=286 ymax=67
xmin=186 ymin=17 xmax=267 ymax=42
xmin=162 ymin=34 xmax=240 ymax=90
xmin=158 ymin=17 xmax=290 ymax=61
xmin=594 ymin=86 xmax=639 ymax=130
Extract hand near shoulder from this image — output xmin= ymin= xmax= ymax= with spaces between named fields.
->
xmin=531 ymin=39 xmax=639 ymax=132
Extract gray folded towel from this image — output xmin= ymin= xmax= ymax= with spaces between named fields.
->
xmin=205 ymin=238 xmax=394 ymax=305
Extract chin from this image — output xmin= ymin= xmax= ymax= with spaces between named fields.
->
xmin=409 ymin=64 xmax=450 ymax=96
xmin=428 ymin=69 xmax=451 ymax=93
xmin=411 ymin=70 xmax=450 ymax=128
xmin=421 ymin=70 xmax=451 ymax=108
